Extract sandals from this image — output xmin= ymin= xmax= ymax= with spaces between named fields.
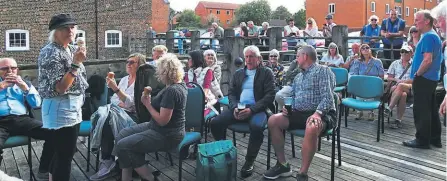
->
xmin=390 ymin=119 xmax=402 ymax=129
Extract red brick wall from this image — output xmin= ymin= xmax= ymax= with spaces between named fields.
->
xmin=151 ymin=0 xmax=169 ymax=32
xmin=195 ymin=2 xmax=236 ymax=28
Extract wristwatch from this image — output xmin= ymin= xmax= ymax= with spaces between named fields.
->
xmin=316 ymin=110 xmax=323 ymax=116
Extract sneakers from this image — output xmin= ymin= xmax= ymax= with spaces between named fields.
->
xmin=384 ymin=107 xmax=391 ymax=116
xmin=240 ymin=160 xmax=254 ymax=178
xmin=263 ymin=162 xmax=293 ymax=179
xmin=355 ymin=111 xmax=363 ymax=120
xmin=296 ymin=173 xmax=309 ymax=181
xmin=35 ymin=171 xmax=49 ymax=181
xmin=367 ymin=111 xmax=375 ymax=121
xmin=89 ymin=159 xmax=118 ymax=181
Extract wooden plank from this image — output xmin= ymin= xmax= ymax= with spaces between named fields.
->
xmin=11 ymin=146 xmax=31 ymax=180
xmin=2 ymin=148 xmax=20 ymax=178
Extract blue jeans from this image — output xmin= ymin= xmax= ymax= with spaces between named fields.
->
xmin=210 ymin=109 xmax=267 ymax=161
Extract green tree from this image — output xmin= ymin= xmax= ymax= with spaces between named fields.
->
xmin=293 ymin=9 xmax=306 ymax=29
xmin=234 ymin=0 xmax=271 ymax=25
xmin=176 ymin=10 xmax=201 ymax=28
xmin=271 ymin=5 xmax=292 ymax=20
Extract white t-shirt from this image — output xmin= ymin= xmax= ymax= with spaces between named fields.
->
xmin=320 ymin=54 xmax=344 ymax=67
xmin=110 ymin=75 xmax=136 ymax=112
xmin=284 ymin=25 xmax=299 ymax=36
xmin=304 ymin=27 xmax=318 ymax=46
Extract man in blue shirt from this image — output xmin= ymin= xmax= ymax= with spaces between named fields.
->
xmin=361 ymin=15 xmax=381 ymax=50
xmin=404 ymin=10 xmax=443 ymax=149
xmin=381 ymin=9 xmax=406 ymax=61
xmin=0 ymin=58 xmax=54 ymax=179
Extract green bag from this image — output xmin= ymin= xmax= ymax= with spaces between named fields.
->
xmin=196 ymin=140 xmax=237 ymax=181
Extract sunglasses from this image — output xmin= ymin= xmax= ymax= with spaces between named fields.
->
xmin=269 ymin=55 xmax=278 ymax=58
xmin=307 ymin=22 xmax=312 ymax=24
xmin=126 ymin=61 xmax=137 ymax=65
xmin=370 ymin=19 xmax=377 ymax=21
xmin=361 ymin=47 xmax=370 ymax=50
xmin=206 ymin=54 xmax=214 ymax=57
xmin=0 ymin=66 xmax=18 ymax=71
xmin=400 ymin=50 xmax=410 ymax=54
xmin=411 ymin=31 xmax=418 ymax=33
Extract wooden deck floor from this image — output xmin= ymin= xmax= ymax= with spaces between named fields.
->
xmin=1 ymin=108 xmax=446 ymax=181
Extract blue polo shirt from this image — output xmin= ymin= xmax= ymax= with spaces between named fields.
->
xmin=361 ymin=24 xmax=381 ymax=48
xmin=381 ymin=18 xmax=405 ymax=46
xmin=410 ymin=29 xmax=443 ymax=81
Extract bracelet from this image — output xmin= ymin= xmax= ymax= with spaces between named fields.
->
xmin=113 ymin=89 xmax=120 ymax=93
xmin=71 ymin=63 xmax=80 ymax=69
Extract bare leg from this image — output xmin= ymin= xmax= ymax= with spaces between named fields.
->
xmin=135 ymin=164 xmax=155 ymax=181
xmin=267 ymin=113 xmax=290 ymax=164
xmin=299 ymin=119 xmax=324 ymax=174
xmin=49 ymin=173 xmax=52 ymax=181
xmin=389 ymin=86 xmax=402 ymax=110
xmin=397 ymin=92 xmax=408 ymax=120
xmin=121 ymin=168 xmax=133 ymax=181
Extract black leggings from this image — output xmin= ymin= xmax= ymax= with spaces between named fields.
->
xmin=48 ymin=124 xmax=80 ymax=181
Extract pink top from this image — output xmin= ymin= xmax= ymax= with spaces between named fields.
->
xmin=184 ymin=69 xmax=213 ymax=89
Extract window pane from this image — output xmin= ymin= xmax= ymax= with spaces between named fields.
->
xmin=9 ymin=33 xmax=14 ymax=40
xmin=107 ymin=39 xmax=112 ymax=45
xmin=21 ymin=33 xmax=26 ymax=39
xmin=21 ymin=40 xmax=26 ymax=47
xmin=14 ymin=33 xmax=20 ymax=40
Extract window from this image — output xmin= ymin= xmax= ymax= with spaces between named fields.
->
xmin=406 ymin=7 xmax=409 ymax=16
xmin=385 ymin=4 xmax=390 ymax=14
xmin=371 ymin=2 xmax=376 ymax=12
xmin=226 ymin=20 xmax=230 ymax=24
xmin=216 ymin=10 xmax=220 ymax=14
xmin=226 ymin=10 xmax=230 ymax=15
xmin=73 ymin=30 xmax=86 ymax=46
xmin=5 ymin=29 xmax=29 ymax=51
xmin=328 ymin=3 xmax=335 ymax=14
xmin=105 ymin=30 xmax=122 ymax=48
xmin=209 ymin=10 xmax=212 ymax=13
xmin=395 ymin=6 xmax=402 ymax=15
xmin=414 ymin=8 xmax=417 ymax=14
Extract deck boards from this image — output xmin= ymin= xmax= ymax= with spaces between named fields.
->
xmin=0 ymin=108 xmax=445 ymax=181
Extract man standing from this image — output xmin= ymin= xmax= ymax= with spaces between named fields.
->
xmin=323 ymin=14 xmax=336 ymax=47
xmin=404 ymin=10 xmax=443 ymax=149
xmin=210 ymin=45 xmax=275 ymax=178
xmin=0 ymin=58 xmax=54 ymax=180
xmin=381 ymin=9 xmax=406 ymax=61
xmin=212 ymin=22 xmax=224 ymax=38
xmin=284 ymin=18 xmax=300 ymax=50
xmin=264 ymin=45 xmax=336 ymax=181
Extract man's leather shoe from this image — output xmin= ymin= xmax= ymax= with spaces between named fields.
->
xmin=403 ymin=139 xmax=430 ymax=149
xmin=431 ymin=139 xmax=442 ymax=148
xmin=240 ymin=160 xmax=254 ymax=178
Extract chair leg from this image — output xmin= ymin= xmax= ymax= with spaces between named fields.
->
xmin=381 ymin=108 xmax=385 ymax=134
xmin=377 ymin=108 xmax=381 ymax=142
xmin=28 ymin=138 xmax=33 ymax=181
xmin=178 ymin=156 xmax=182 ymax=181
xmin=87 ymin=135 xmax=91 ymax=172
xmin=291 ymin=134 xmax=295 ymax=158
xmin=344 ymin=105 xmax=348 ymax=127
xmin=204 ymin=122 xmax=208 ymax=143
xmin=337 ymin=127 xmax=342 ymax=166
xmin=331 ymin=132 xmax=335 ymax=181
xmin=155 ymin=152 xmax=159 ymax=160
xmin=167 ymin=152 xmax=174 ymax=166
xmin=318 ymin=137 xmax=321 ymax=151
xmin=267 ymin=131 xmax=271 ymax=170
xmin=232 ymin=131 xmax=236 ymax=146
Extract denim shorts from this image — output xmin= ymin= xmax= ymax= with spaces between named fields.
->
xmin=42 ymin=94 xmax=84 ymax=130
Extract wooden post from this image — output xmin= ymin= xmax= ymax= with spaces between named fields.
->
xmin=268 ymin=27 xmax=283 ymax=50
xmin=146 ymin=31 xmax=155 ymax=56
xmin=190 ymin=30 xmax=200 ymax=51
xmin=331 ymin=25 xmax=349 ymax=58
xmin=166 ymin=30 xmax=175 ymax=53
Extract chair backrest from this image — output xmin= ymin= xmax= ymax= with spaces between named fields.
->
xmin=330 ymin=67 xmax=348 ymax=86
xmin=185 ymin=82 xmax=205 ymax=133
xmin=347 ymin=75 xmax=384 ymax=99
xmin=444 ymin=74 xmax=447 ymax=88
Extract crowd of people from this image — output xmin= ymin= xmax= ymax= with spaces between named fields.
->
xmin=0 ymin=1 xmax=446 ymax=181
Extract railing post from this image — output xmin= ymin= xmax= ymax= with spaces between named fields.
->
xmin=166 ymin=30 xmax=175 ymax=53
xmin=190 ymin=30 xmax=200 ymax=51
xmin=146 ymin=31 xmax=155 ymax=56
xmin=331 ymin=25 xmax=349 ymax=58
xmin=268 ymin=27 xmax=283 ymax=50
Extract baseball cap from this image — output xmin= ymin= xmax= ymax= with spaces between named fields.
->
xmin=49 ymin=13 xmax=77 ymax=31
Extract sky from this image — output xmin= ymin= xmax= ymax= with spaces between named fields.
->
xmin=169 ymin=0 xmax=305 ymax=13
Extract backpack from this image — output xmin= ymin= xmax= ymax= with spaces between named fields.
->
xmin=196 ymin=140 xmax=237 ymax=181
xmin=134 ymin=64 xmax=165 ymax=123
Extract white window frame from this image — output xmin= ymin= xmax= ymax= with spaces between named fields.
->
xmin=105 ymin=30 xmax=122 ymax=48
xmin=5 ymin=29 xmax=30 ymax=51
xmin=371 ymin=2 xmax=376 ymax=12
xmin=414 ymin=8 xmax=417 ymax=15
xmin=216 ymin=10 xmax=221 ymax=15
xmin=385 ymin=4 xmax=390 ymax=14
xmin=406 ymin=7 xmax=409 ymax=17
xmin=328 ymin=3 xmax=335 ymax=14
xmin=73 ymin=30 xmax=86 ymax=46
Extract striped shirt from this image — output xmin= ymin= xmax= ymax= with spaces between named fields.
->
xmin=292 ymin=63 xmax=336 ymax=113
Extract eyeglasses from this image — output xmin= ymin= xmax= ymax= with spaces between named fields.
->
xmin=0 ymin=66 xmax=18 ymax=71
xmin=400 ymin=50 xmax=410 ymax=54
xmin=269 ymin=55 xmax=278 ymax=58
xmin=370 ymin=19 xmax=377 ymax=21
xmin=411 ymin=31 xmax=418 ymax=33
xmin=126 ymin=61 xmax=137 ymax=65
xmin=206 ymin=54 xmax=214 ymax=57
xmin=361 ymin=47 xmax=370 ymax=50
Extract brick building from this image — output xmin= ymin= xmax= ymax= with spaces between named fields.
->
xmin=0 ymin=0 xmax=169 ymax=63
xmin=195 ymin=1 xmax=240 ymax=28
xmin=306 ymin=0 xmax=442 ymax=30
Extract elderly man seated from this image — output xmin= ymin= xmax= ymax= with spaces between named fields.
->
xmin=385 ymin=45 xmax=414 ymax=129
xmin=0 ymin=58 xmax=54 ymax=180
xmin=264 ymin=45 xmax=336 ymax=181
xmin=210 ymin=45 xmax=275 ymax=178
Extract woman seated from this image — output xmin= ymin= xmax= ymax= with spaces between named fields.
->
xmin=349 ymin=44 xmax=384 ymax=121
xmin=184 ymin=50 xmax=223 ymax=115
xmin=320 ymin=42 xmax=345 ymax=67
xmin=113 ymin=54 xmax=187 ymax=181
xmin=385 ymin=46 xmax=413 ymax=129
xmin=203 ymin=49 xmax=222 ymax=83
xmin=89 ymin=53 xmax=145 ymax=181
xmin=264 ymin=49 xmax=285 ymax=89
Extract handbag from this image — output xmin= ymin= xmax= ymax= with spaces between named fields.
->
xmin=381 ymin=62 xmax=411 ymax=103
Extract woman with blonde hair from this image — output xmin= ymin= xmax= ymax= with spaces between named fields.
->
xmin=303 ymin=18 xmax=319 ymax=47
xmin=113 ymin=53 xmax=187 ymax=181
xmin=203 ymin=49 xmax=222 ymax=83
xmin=405 ymin=26 xmax=421 ymax=50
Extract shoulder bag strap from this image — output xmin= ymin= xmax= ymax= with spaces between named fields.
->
xmin=397 ymin=62 xmax=412 ymax=80
xmin=364 ymin=61 xmax=375 ymax=75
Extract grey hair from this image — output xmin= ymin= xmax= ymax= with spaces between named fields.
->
xmin=48 ymin=25 xmax=78 ymax=43
xmin=369 ymin=15 xmax=380 ymax=24
xmin=247 ymin=21 xmax=254 ymax=25
xmin=240 ymin=22 xmax=247 ymax=27
xmin=431 ymin=1 xmax=447 ymax=20
xmin=262 ymin=22 xmax=269 ymax=27
xmin=203 ymin=49 xmax=217 ymax=64
xmin=0 ymin=57 xmax=16 ymax=65
xmin=298 ymin=45 xmax=317 ymax=62
xmin=415 ymin=10 xmax=435 ymax=27
xmin=269 ymin=49 xmax=280 ymax=58
xmin=212 ymin=22 xmax=218 ymax=26
xmin=243 ymin=45 xmax=261 ymax=57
